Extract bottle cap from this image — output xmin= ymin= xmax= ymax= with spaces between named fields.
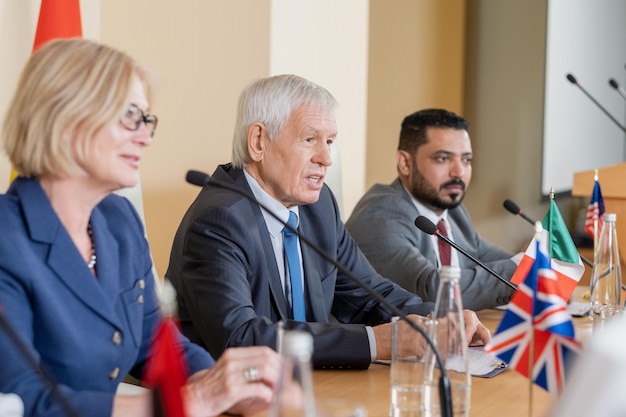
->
xmin=281 ymin=330 xmax=313 ymax=356
xmin=603 ymin=213 xmax=617 ymax=222
xmin=439 ymin=265 xmax=461 ymax=281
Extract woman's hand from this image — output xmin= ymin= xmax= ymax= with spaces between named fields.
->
xmin=184 ymin=346 xmax=281 ymax=417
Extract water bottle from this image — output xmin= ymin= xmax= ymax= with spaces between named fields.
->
xmin=590 ymin=213 xmax=623 ymax=330
xmin=424 ymin=266 xmax=470 ymax=417
xmin=268 ymin=330 xmax=316 ymax=417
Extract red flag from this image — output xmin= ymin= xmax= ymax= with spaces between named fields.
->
xmin=143 ymin=318 xmax=189 ymax=417
xmin=33 ymin=0 xmax=82 ymax=52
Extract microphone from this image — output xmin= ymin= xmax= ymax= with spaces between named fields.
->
xmin=185 ymin=170 xmax=211 ymax=187
xmin=502 ymin=199 xmax=595 ymax=269
xmin=608 ymin=78 xmax=626 ymax=101
xmin=414 ymin=216 xmax=518 ymax=291
xmin=566 ymin=73 xmax=626 ymax=134
xmin=185 ymin=170 xmax=453 ymax=417
xmin=0 ymin=306 xmax=81 ymax=417
xmin=503 ymin=199 xmax=535 ymax=226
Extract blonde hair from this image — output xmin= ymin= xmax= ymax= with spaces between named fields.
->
xmin=2 ymin=38 xmax=154 ymax=177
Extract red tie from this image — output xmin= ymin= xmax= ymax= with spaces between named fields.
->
xmin=437 ymin=219 xmax=451 ymax=266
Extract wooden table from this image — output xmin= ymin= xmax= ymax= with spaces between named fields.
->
xmin=250 ymin=306 xmax=592 ymax=417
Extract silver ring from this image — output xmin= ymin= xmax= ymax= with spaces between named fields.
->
xmin=243 ymin=366 xmax=260 ymax=383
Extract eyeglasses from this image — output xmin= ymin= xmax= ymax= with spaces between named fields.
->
xmin=120 ymin=104 xmax=158 ymax=137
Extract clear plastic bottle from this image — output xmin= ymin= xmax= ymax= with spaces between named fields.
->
xmin=424 ymin=266 xmax=470 ymax=417
xmin=268 ymin=330 xmax=316 ymax=417
xmin=590 ymin=213 xmax=623 ymax=331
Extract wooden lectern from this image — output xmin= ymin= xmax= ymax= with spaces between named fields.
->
xmin=572 ymin=162 xmax=626 ymax=264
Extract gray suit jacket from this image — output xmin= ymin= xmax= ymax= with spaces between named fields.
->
xmin=345 ymin=178 xmax=517 ymax=310
xmin=166 ymin=165 xmax=433 ymax=369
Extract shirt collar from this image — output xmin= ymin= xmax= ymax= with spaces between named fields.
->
xmin=243 ymin=168 xmax=299 ymax=237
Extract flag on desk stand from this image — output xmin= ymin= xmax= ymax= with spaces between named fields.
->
xmin=511 ymin=194 xmax=584 ymax=301
xmin=10 ymin=0 xmax=83 ymax=182
xmin=485 ymin=227 xmax=582 ymax=397
xmin=143 ymin=280 xmax=188 ymax=417
xmin=583 ymin=171 xmax=605 ymax=249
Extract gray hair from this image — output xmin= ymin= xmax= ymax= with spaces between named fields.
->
xmin=231 ymin=74 xmax=337 ymax=168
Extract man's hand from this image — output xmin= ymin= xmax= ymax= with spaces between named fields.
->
xmin=463 ymin=309 xmax=491 ymax=346
xmin=372 ymin=310 xmax=491 ymax=361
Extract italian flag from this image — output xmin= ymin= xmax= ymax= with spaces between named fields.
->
xmin=511 ymin=200 xmax=585 ymax=301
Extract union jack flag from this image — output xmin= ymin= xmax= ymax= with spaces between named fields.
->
xmin=485 ymin=235 xmax=582 ymax=396
xmin=584 ymin=179 xmax=605 ymax=239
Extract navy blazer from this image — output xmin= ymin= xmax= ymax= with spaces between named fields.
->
xmin=167 ymin=164 xmax=433 ymax=369
xmin=0 ymin=178 xmax=214 ymax=417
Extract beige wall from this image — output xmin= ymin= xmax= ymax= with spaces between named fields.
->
xmin=269 ymin=0 xmax=370 ymax=216
xmin=367 ymin=0 xmax=467 ymax=187
xmin=100 ymin=1 xmax=272 ymax=275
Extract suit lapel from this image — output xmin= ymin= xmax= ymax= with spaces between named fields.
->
xmin=392 ymin=179 xmax=440 ymax=266
xmin=447 ymin=212 xmax=470 ymax=269
xmin=17 ymin=178 xmax=122 ymax=329
xmin=297 ymin=212 xmax=327 ymax=322
xmin=88 ymin=209 xmax=120 ymax=299
xmin=225 ymin=167 xmax=291 ymax=320
xmin=257 ymin=213 xmax=291 ymax=321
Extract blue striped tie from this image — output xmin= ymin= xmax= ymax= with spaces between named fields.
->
xmin=283 ymin=211 xmax=306 ymax=321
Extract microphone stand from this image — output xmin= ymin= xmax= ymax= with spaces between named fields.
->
xmin=185 ymin=170 xmax=453 ymax=417
xmin=502 ymin=199 xmax=595 ymax=268
xmin=566 ymin=73 xmax=626 ymax=134
xmin=0 ymin=306 xmax=82 ymax=417
xmin=414 ymin=216 xmax=518 ymax=291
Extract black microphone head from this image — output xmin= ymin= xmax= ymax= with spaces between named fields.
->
xmin=414 ymin=216 xmax=437 ymax=235
xmin=609 ymin=78 xmax=619 ymax=90
xmin=566 ymin=73 xmax=578 ymax=85
xmin=185 ymin=170 xmax=211 ymax=187
xmin=503 ymin=199 xmax=521 ymax=215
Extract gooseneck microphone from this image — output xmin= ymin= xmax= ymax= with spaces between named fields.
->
xmin=502 ymin=198 xmax=594 ymax=269
xmin=414 ymin=216 xmax=518 ymax=291
xmin=608 ymin=78 xmax=626 ymax=101
xmin=185 ymin=170 xmax=213 ymax=187
xmin=566 ymin=73 xmax=626 ymax=134
xmin=503 ymin=199 xmax=535 ymax=225
xmin=185 ymin=170 xmax=453 ymax=417
xmin=0 ymin=306 xmax=81 ymax=417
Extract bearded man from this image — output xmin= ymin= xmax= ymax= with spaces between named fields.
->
xmin=346 ymin=109 xmax=519 ymax=310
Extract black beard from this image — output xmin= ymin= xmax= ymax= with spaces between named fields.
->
xmin=409 ymin=165 xmax=465 ymax=211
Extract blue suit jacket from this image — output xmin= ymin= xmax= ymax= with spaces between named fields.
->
xmin=0 ymin=178 xmax=214 ymax=417
xmin=166 ymin=164 xmax=433 ymax=369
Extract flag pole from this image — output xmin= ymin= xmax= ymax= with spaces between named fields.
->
xmin=592 ymin=169 xmax=599 ymax=259
xmin=528 ymin=218 xmax=546 ymax=417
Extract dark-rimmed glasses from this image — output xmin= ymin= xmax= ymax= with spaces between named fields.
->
xmin=120 ymin=104 xmax=158 ymax=137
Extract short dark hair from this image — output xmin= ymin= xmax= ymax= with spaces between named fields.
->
xmin=397 ymin=108 xmax=469 ymax=154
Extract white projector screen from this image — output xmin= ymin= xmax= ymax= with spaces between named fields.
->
xmin=542 ymin=0 xmax=626 ymax=196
